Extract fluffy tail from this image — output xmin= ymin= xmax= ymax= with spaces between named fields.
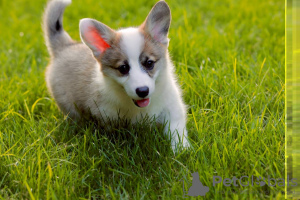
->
xmin=43 ymin=0 xmax=73 ymax=57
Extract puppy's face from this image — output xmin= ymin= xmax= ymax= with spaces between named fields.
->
xmin=80 ymin=1 xmax=171 ymax=108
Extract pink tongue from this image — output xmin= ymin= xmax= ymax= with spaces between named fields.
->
xmin=136 ymin=98 xmax=150 ymax=107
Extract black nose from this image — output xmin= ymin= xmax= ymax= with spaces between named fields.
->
xmin=136 ymin=86 xmax=149 ymax=98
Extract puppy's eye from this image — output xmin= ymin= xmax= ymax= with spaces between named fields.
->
xmin=144 ymin=59 xmax=155 ymax=70
xmin=118 ymin=64 xmax=130 ymax=75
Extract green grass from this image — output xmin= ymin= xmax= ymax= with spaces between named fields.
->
xmin=0 ymin=0 xmax=284 ymax=199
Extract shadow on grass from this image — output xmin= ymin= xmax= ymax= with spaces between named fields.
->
xmin=46 ymin=113 xmax=190 ymax=198
xmin=57 ymin=113 xmax=172 ymax=152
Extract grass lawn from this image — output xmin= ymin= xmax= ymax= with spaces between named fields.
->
xmin=0 ymin=0 xmax=284 ymax=199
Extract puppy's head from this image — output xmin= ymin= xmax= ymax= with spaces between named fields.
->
xmin=80 ymin=1 xmax=171 ymax=108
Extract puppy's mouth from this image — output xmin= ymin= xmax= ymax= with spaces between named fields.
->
xmin=132 ymin=98 xmax=150 ymax=108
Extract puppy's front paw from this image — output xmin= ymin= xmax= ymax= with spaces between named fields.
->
xmin=181 ymin=135 xmax=190 ymax=149
xmin=171 ymin=132 xmax=190 ymax=152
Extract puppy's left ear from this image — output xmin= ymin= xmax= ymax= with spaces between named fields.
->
xmin=79 ymin=18 xmax=116 ymax=57
xmin=141 ymin=1 xmax=171 ymax=45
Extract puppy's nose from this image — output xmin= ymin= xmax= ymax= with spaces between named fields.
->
xmin=136 ymin=86 xmax=149 ymax=98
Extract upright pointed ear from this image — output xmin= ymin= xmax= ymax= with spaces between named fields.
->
xmin=141 ymin=1 xmax=171 ymax=44
xmin=79 ymin=18 xmax=115 ymax=57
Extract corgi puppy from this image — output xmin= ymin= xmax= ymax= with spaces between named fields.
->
xmin=43 ymin=0 xmax=189 ymax=150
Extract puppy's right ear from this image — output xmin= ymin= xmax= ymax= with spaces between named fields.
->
xmin=79 ymin=18 xmax=115 ymax=57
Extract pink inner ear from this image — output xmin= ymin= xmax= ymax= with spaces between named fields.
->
xmin=86 ymin=27 xmax=110 ymax=52
xmin=152 ymin=24 xmax=163 ymax=43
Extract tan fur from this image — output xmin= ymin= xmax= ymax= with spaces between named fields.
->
xmin=139 ymin=28 xmax=166 ymax=77
xmin=97 ymin=33 xmax=128 ymax=77
xmin=45 ymin=44 xmax=99 ymax=118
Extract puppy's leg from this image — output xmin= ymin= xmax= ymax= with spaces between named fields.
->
xmin=163 ymin=101 xmax=190 ymax=151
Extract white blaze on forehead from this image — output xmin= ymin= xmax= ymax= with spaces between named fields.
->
xmin=118 ymin=28 xmax=144 ymax=60
xmin=117 ymin=28 xmax=155 ymax=100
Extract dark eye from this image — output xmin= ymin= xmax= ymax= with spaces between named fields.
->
xmin=118 ymin=64 xmax=130 ymax=75
xmin=144 ymin=59 xmax=155 ymax=70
